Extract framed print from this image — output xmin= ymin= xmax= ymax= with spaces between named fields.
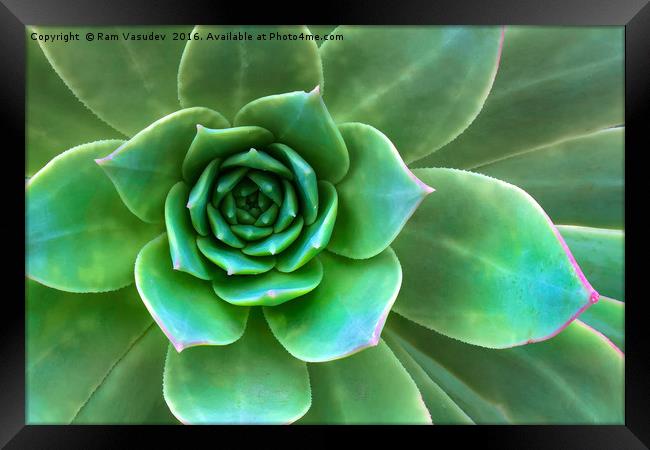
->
xmin=3 ymin=0 xmax=648 ymax=447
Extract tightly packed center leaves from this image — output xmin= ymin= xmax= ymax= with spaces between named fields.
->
xmin=167 ymin=121 xmax=336 ymax=305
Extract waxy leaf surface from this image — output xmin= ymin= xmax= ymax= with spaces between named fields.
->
xmin=135 ymin=234 xmax=249 ymax=351
xmin=558 ymin=225 xmax=624 ymax=301
xmin=27 ymin=141 xmax=161 ymax=292
xmin=420 ymin=27 xmax=624 ymax=169
xmin=26 ymin=34 xmax=124 ymax=176
xmin=299 ymin=341 xmax=431 ymax=424
xmin=328 ymin=123 xmax=433 ymax=259
xmin=235 ymin=90 xmax=350 ymax=183
xmin=391 ymin=168 xmax=597 ymax=348
xmin=578 ymin=297 xmax=624 ymax=351
xmin=385 ymin=314 xmax=623 ymax=423
xmin=97 ymin=108 xmax=228 ymax=223
xmin=27 ymin=280 xmax=176 ymax=424
xmin=35 ymin=26 xmax=191 ymax=136
xmin=321 ymin=26 xmax=503 ymax=163
xmin=165 ymin=182 xmax=212 ymax=280
xmin=183 ymin=126 xmax=274 ymax=184
xmin=383 ymin=332 xmax=473 ymax=424
xmin=265 ymin=249 xmax=401 ymax=362
xmin=477 ymin=128 xmax=624 ymax=229
xmin=212 ymin=257 xmax=323 ymax=306
xmin=179 ymin=26 xmax=323 ymax=121
xmin=163 ymin=311 xmax=310 ymax=424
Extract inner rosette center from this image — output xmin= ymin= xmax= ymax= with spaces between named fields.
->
xmin=164 ymin=127 xmax=339 ymax=307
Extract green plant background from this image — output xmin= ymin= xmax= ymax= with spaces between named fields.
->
xmin=26 ymin=25 xmax=624 ymax=424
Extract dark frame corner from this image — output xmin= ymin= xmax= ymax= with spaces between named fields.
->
xmin=3 ymin=0 xmax=648 ymax=447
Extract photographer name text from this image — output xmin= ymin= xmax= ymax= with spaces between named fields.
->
xmin=30 ymin=30 xmax=342 ymax=43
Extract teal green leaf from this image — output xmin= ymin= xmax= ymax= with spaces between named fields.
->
xmin=212 ymin=166 xmax=250 ymax=205
xmin=247 ymin=170 xmax=283 ymax=205
xmin=221 ymin=148 xmax=293 ymax=179
xmin=27 ymin=280 xmax=176 ymax=424
xmin=578 ymin=297 xmax=624 ymax=351
xmin=27 ymin=140 xmax=161 ymax=292
xmin=476 ymin=128 xmax=624 ymax=229
xmin=196 ymin=237 xmax=275 ymax=275
xmin=187 ymin=159 xmax=220 ymax=236
xmin=26 ymin=32 xmax=124 ymax=176
xmin=328 ymin=123 xmax=433 ymax=259
xmin=418 ymin=27 xmax=624 ymax=169
xmin=274 ymin=180 xmax=299 ymax=232
xmin=391 ymin=168 xmax=597 ymax=348
xmin=230 ymin=224 xmax=273 ymax=241
xmin=298 ymin=341 xmax=431 ymax=424
xmin=34 ymin=26 xmax=192 ymax=136
xmin=383 ymin=332 xmax=473 ymax=424
xmin=276 ymin=181 xmax=338 ymax=273
xmin=255 ymin=203 xmax=279 ymax=226
xmin=183 ymin=126 xmax=273 ymax=184
xmin=212 ymin=257 xmax=323 ymax=306
xmin=207 ymin=204 xmax=245 ymax=248
xmin=267 ymin=143 xmax=319 ymax=225
xmin=165 ymin=182 xmax=212 ymax=280
xmin=234 ymin=89 xmax=350 ymax=183
xmin=163 ymin=310 xmax=311 ymax=424
xmin=320 ymin=26 xmax=503 ymax=164
xmin=385 ymin=313 xmax=623 ymax=423
xmin=220 ymin=192 xmax=238 ymax=224
xmin=243 ymin=216 xmax=304 ymax=257
xmin=135 ymin=234 xmax=249 ymax=351
xmin=97 ymin=108 xmax=228 ymax=223
xmin=557 ymin=225 xmax=624 ymax=301
xmin=178 ymin=25 xmax=322 ymax=121
xmin=265 ymin=248 xmax=401 ymax=362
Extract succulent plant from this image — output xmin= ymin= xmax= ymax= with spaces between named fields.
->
xmin=26 ymin=25 xmax=624 ymax=424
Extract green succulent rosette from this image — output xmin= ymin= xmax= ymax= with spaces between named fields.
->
xmin=26 ymin=25 xmax=624 ymax=425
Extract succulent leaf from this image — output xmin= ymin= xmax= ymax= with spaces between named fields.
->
xmin=392 ymin=168 xmax=598 ymax=348
xmin=276 ymin=181 xmax=338 ymax=273
xmin=578 ymin=296 xmax=624 ymax=351
xmin=135 ymin=234 xmax=249 ymax=351
xmin=165 ymin=182 xmax=212 ymax=280
xmin=385 ymin=313 xmax=623 ymax=423
xmin=419 ymin=27 xmax=624 ymax=169
xmin=97 ymin=108 xmax=229 ymax=223
xmin=187 ymin=159 xmax=221 ymax=236
xmin=26 ymin=34 xmax=124 ymax=176
xmin=196 ymin=237 xmax=275 ymax=275
xmin=27 ymin=280 xmax=176 ymax=424
xmin=221 ymin=147 xmax=294 ymax=179
xmin=178 ymin=26 xmax=323 ymax=121
xmin=320 ymin=26 xmax=503 ymax=164
xmin=477 ymin=128 xmax=624 ymax=229
xmin=27 ymin=140 xmax=161 ymax=292
xmin=557 ymin=225 xmax=624 ymax=301
xmin=234 ymin=89 xmax=350 ymax=183
xmin=383 ymin=331 xmax=474 ymax=424
xmin=265 ymin=248 xmax=401 ymax=362
xmin=328 ymin=123 xmax=433 ymax=259
xmin=183 ymin=126 xmax=274 ymax=183
xmin=163 ymin=310 xmax=311 ymax=424
xmin=267 ymin=143 xmax=319 ymax=225
xmin=212 ymin=257 xmax=323 ymax=307
xmin=243 ymin=216 xmax=305 ymax=257
xmin=298 ymin=341 xmax=431 ymax=424
xmin=34 ymin=26 xmax=191 ymax=136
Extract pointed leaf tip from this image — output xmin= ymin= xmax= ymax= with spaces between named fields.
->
xmin=392 ymin=168 xmax=601 ymax=348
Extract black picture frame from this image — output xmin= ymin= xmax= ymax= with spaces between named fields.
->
xmin=3 ymin=0 xmax=647 ymax=447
